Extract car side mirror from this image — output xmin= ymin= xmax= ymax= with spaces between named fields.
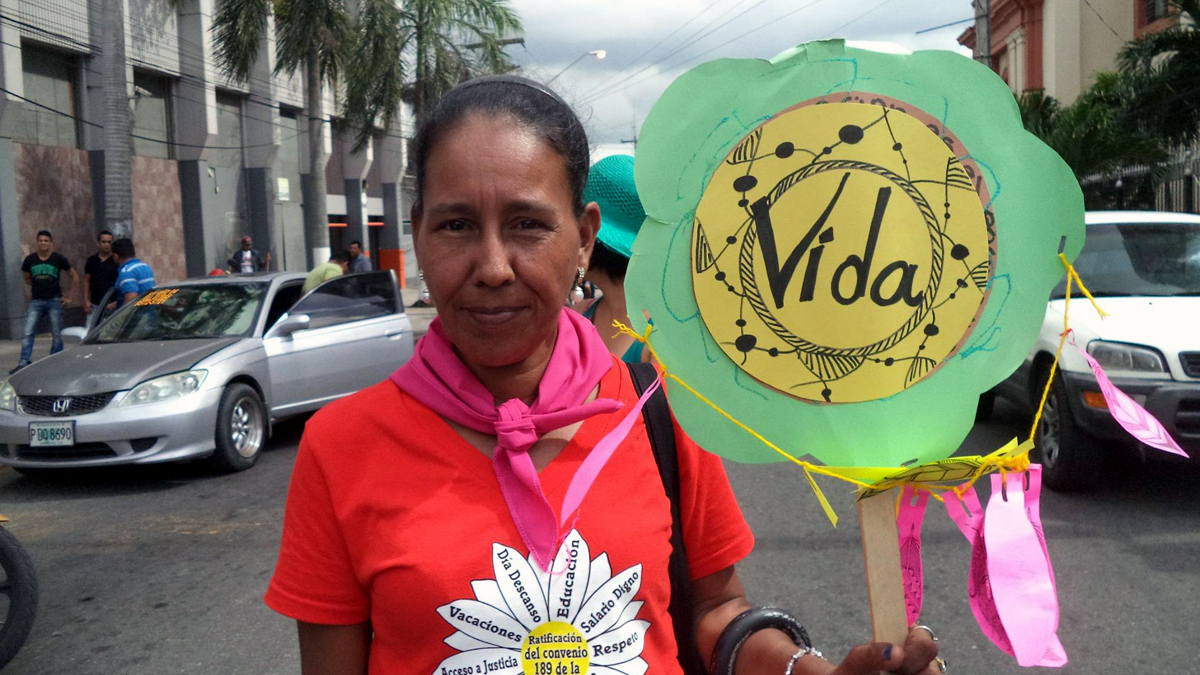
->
xmin=272 ymin=314 xmax=310 ymax=337
xmin=61 ymin=326 xmax=88 ymax=345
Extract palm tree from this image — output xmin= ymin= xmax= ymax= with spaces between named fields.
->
xmin=101 ymin=0 xmax=134 ymax=239
xmin=212 ymin=0 xmax=403 ymax=259
xmin=212 ymin=0 xmax=520 ymax=259
xmin=396 ymin=0 xmax=521 ymax=128
xmin=1116 ymin=0 xmax=1200 ymax=148
xmin=1018 ymin=86 xmax=1168 ymax=182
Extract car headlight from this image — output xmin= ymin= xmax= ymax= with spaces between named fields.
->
xmin=0 ymin=379 xmax=15 ymax=412
xmin=1087 ymin=341 xmax=1168 ymax=376
xmin=119 ymin=370 xmax=208 ymax=406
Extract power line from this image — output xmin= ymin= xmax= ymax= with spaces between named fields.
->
xmin=583 ymin=0 xmax=832 ymax=105
xmin=819 ymin=0 xmax=897 ymax=38
xmin=915 ymin=16 xmax=975 ymax=35
xmin=583 ymin=0 xmax=775 ymax=104
xmin=5 ymin=17 xmax=415 ymax=143
xmin=1081 ymin=0 xmax=1124 ymax=40
xmin=584 ymin=0 xmax=733 ymax=94
xmin=0 ymin=84 xmax=301 ymax=150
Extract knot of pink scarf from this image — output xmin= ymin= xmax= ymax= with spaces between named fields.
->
xmin=392 ymin=308 xmax=659 ymax=571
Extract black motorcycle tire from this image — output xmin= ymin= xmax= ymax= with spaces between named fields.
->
xmin=0 ymin=525 xmax=38 ymax=671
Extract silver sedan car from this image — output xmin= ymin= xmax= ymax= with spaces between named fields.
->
xmin=0 ymin=271 xmax=414 ymax=473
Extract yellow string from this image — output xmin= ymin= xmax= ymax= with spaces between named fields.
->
xmin=613 ymin=320 xmax=1031 ymax=524
xmin=612 ymin=252 xmax=1102 ymax=523
xmin=1026 ymin=255 xmax=1109 ymax=443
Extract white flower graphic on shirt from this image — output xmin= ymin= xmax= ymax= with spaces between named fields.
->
xmin=433 ymin=529 xmax=650 ymax=675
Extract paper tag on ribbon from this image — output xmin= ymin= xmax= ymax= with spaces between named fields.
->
xmin=944 ymin=487 xmax=1012 ymax=655
xmin=1077 ymin=344 xmax=1189 ymax=457
xmin=897 ymin=486 xmax=929 ymax=625
xmin=984 ymin=468 xmax=1067 ymax=667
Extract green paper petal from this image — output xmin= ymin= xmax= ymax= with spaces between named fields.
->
xmin=627 ymin=40 xmax=1084 ymax=467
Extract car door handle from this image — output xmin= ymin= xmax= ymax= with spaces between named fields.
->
xmin=385 ymin=329 xmax=405 ymax=338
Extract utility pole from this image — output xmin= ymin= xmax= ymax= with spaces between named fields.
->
xmin=972 ymin=0 xmax=992 ymax=67
xmin=102 ymin=0 xmax=134 ymax=239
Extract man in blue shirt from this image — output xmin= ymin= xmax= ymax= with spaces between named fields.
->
xmin=112 ymin=238 xmax=155 ymax=305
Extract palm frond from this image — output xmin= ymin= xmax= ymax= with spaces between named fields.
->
xmin=274 ymin=0 xmax=350 ymax=81
xmin=343 ymin=0 xmax=406 ymax=149
xmin=210 ymin=0 xmax=271 ymax=81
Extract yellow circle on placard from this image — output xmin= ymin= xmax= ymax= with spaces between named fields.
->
xmin=692 ymin=98 xmax=994 ymax=404
xmin=520 ymin=622 xmax=590 ymax=675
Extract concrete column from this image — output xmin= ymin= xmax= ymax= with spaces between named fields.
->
xmin=175 ymin=0 xmax=218 ymax=274
xmin=244 ymin=15 xmax=281 ymax=269
xmin=340 ymin=129 xmax=373 ymax=252
xmin=0 ymin=8 xmax=24 ymax=338
xmin=298 ymin=82 xmax=333 ymax=268
xmin=376 ymin=129 xmax=409 ymax=286
xmin=0 ymin=142 xmax=23 ymax=340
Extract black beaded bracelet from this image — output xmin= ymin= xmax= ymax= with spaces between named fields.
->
xmin=710 ymin=607 xmax=813 ymax=675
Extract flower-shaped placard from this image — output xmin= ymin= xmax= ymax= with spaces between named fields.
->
xmin=627 ymin=40 xmax=1084 ymax=466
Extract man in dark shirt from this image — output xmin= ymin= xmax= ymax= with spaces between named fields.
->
xmin=349 ymin=240 xmax=372 ymax=273
xmin=83 ymin=230 xmax=118 ymax=313
xmin=13 ymin=230 xmax=80 ymax=372
xmin=227 ymin=235 xmax=270 ymax=273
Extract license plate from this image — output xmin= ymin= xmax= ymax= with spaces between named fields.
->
xmin=29 ymin=421 xmax=75 ymax=447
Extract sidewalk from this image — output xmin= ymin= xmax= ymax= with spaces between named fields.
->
xmin=1 ymin=289 xmax=438 ymax=372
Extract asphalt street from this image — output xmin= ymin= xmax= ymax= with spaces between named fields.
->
xmin=1 ymin=397 xmax=1197 ymax=674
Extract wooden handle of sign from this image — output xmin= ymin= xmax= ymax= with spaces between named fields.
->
xmin=858 ymin=490 xmax=909 ymax=646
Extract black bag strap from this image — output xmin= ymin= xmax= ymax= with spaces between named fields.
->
xmin=627 ymin=361 xmax=707 ymax=675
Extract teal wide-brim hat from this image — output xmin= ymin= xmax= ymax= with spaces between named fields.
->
xmin=583 ymin=154 xmax=645 ymax=260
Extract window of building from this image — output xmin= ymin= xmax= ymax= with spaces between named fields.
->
xmin=1146 ymin=0 xmax=1170 ymax=23
xmin=211 ymin=92 xmax=245 ymax=168
xmin=132 ymin=71 xmax=174 ymax=159
xmin=16 ymin=45 xmax=80 ymax=148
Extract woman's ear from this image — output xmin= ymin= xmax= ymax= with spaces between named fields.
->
xmin=578 ymin=201 xmax=601 ymax=268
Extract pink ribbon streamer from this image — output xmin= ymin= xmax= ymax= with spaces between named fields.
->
xmin=945 ymin=469 xmax=1067 ymax=667
xmin=1076 ymin=343 xmax=1189 ymax=457
xmin=897 ymin=486 xmax=929 ymax=625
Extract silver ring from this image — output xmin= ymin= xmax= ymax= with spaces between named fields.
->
xmin=913 ymin=625 xmax=939 ymax=642
xmin=935 ymin=656 xmax=947 ymax=673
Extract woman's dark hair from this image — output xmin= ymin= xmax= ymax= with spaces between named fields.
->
xmin=588 ymin=240 xmax=629 ymax=282
xmin=412 ymin=76 xmax=590 ymax=216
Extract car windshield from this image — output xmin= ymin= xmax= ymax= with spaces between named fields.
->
xmin=1052 ymin=222 xmax=1200 ymax=298
xmin=90 ymin=283 xmax=267 ymax=343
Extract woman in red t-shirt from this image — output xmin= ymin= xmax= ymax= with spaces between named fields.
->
xmin=265 ymin=76 xmax=941 ymax=675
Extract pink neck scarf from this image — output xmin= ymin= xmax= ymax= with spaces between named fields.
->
xmin=391 ymin=308 xmax=658 ymax=570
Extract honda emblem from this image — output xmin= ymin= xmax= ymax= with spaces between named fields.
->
xmin=52 ymin=398 xmax=71 ymax=414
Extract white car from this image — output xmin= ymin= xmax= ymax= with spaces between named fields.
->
xmin=988 ymin=211 xmax=1200 ymax=490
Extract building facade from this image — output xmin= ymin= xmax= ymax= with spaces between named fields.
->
xmin=0 ymin=0 xmax=418 ymax=339
xmin=960 ymin=0 xmax=1177 ymax=104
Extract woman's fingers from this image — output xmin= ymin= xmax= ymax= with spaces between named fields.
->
xmin=831 ymin=642 xmax=905 ymax=675
xmin=896 ymin=626 xmax=941 ymax=675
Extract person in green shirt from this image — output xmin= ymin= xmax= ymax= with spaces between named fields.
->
xmin=303 ymin=250 xmax=352 ymax=293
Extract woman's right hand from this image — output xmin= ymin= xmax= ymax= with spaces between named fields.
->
xmin=827 ymin=627 xmax=940 ymax=675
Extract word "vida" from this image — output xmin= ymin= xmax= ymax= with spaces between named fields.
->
xmin=752 ymin=172 xmax=925 ymax=310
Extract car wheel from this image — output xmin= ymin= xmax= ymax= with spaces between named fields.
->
xmin=0 ymin=525 xmax=38 ymax=670
xmin=211 ymin=384 xmax=266 ymax=472
xmin=976 ymin=390 xmax=997 ymax=423
xmin=1035 ymin=374 xmax=1100 ymax=491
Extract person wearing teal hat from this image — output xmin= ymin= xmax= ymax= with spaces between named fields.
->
xmin=575 ymin=154 xmax=649 ymax=363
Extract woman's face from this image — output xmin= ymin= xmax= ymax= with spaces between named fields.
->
xmin=413 ymin=113 xmax=600 ymax=370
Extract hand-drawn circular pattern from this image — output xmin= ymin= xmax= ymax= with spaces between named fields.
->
xmin=690 ymin=98 xmax=995 ymax=404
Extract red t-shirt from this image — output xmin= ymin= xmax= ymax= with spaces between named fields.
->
xmin=265 ymin=359 xmax=755 ymax=674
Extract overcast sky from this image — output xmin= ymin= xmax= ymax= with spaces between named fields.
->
xmin=504 ymin=0 xmax=974 ymax=145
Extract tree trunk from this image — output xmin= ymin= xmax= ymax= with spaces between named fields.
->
xmin=102 ymin=0 xmax=134 ymax=239
xmin=304 ymin=49 xmax=330 ymax=263
xmin=414 ymin=3 xmax=426 ymax=130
